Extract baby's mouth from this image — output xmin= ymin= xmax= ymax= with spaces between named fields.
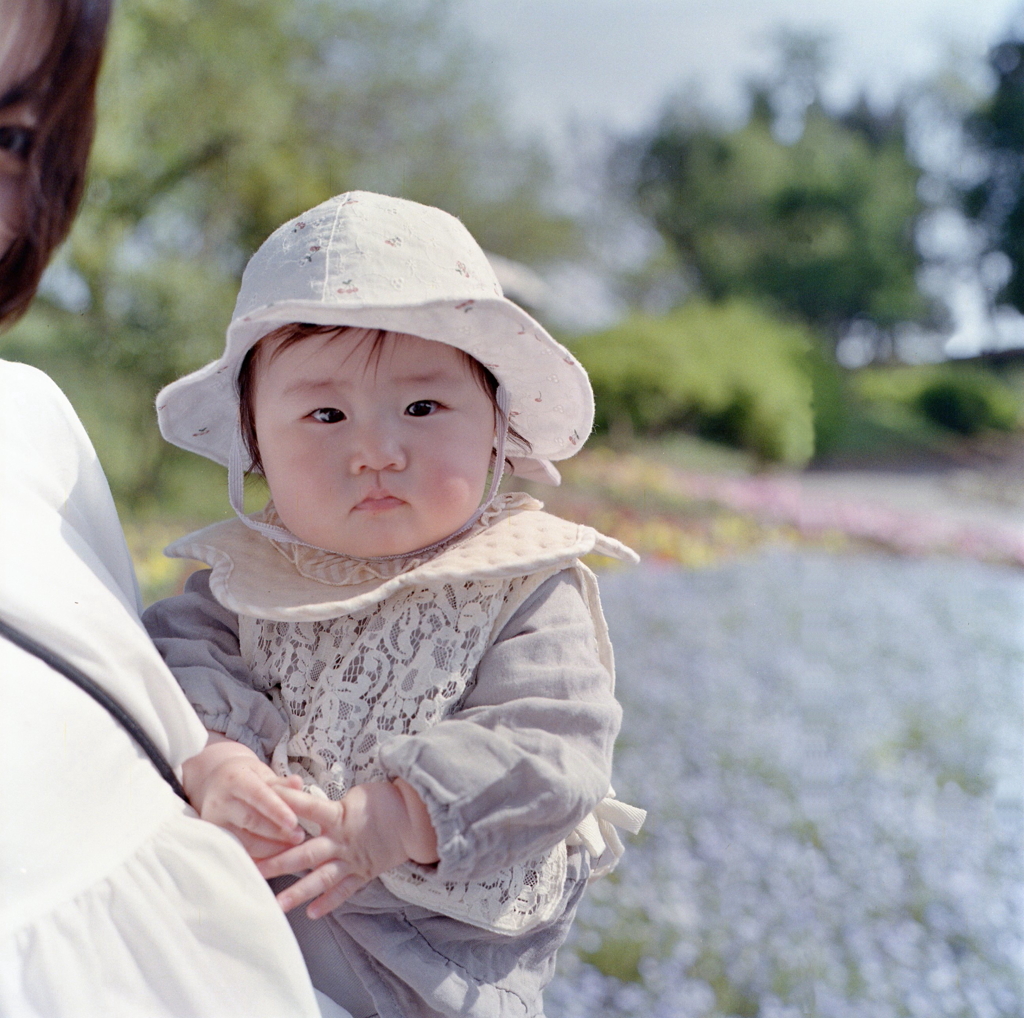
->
xmin=354 ymin=491 xmax=405 ymax=512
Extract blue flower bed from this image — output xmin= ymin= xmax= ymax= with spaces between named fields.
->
xmin=549 ymin=551 xmax=1024 ymax=1017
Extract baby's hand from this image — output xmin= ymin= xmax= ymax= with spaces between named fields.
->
xmin=182 ymin=734 xmax=305 ymax=858
xmin=257 ymin=779 xmax=439 ymax=919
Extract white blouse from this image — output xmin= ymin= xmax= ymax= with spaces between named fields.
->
xmin=0 ymin=361 xmax=334 ymax=1018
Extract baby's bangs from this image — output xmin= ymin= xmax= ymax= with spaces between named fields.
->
xmin=256 ymin=323 xmax=385 ymax=364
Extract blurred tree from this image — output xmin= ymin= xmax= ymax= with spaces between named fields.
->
xmin=962 ymin=38 xmax=1024 ymax=312
xmin=4 ymin=0 xmax=574 ymax=508
xmin=622 ymin=41 xmax=927 ymax=338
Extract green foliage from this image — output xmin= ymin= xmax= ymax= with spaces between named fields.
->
xmin=570 ymin=299 xmax=817 ymax=466
xmin=3 ymin=0 xmax=573 ymax=508
xmin=963 ymin=40 xmax=1024 ymax=312
xmin=853 ymin=364 xmax=1023 ymax=437
xmin=626 ymin=82 xmax=926 ymax=334
xmin=804 ymin=337 xmax=848 ymax=456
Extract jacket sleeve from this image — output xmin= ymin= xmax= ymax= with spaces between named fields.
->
xmin=377 ymin=568 xmax=621 ymax=881
xmin=142 ymin=570 xmax=289 ymax=761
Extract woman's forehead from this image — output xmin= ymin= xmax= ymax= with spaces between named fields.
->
xmin=0 ymin=0 xmax=54 ymax=107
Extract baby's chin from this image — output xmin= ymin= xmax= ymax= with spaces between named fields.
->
xmin=292 ymin=522 xmax=456 ymax=560
xmin=276 ymin=497 xmax=482 ymax=558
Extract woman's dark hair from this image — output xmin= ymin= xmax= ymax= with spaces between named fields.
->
xmin=0 ymin=0 xmax=113 ymax=326
xmin=236 ymin=323 xmax=531 ymax=476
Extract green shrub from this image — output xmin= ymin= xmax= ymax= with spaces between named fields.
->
xmin=569 ymin=300 xmax=817 ymax=465
xmin=854 ymin=364 xmax=1022 ymax=437
xmin=804 ymin=339 xmax=849 ymax=458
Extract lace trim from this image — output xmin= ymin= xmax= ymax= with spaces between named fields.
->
xmin=379 ymin=844 xmax=568 ymax=935
xmin=257 ymin=492 xmax=543 ymax=586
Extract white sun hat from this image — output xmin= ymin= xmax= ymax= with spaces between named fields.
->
xmin=156 ymin=191 xmax=593 ymax=486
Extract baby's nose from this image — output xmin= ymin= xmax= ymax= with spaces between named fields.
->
xmin=349 ymin=426 xmax=406 ymax=472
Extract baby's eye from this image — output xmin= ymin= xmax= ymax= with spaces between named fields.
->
xmin=310 ymin=407 xmax=346 ymax=423
xmin=0 ymin=125 xmax=33 ymax=161
xmin=405 ymin=400 xmax=440 ymax=417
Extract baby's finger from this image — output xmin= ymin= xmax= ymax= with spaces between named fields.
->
xmin=228 ymin=826 xmax=301 ymax=861
xmin=267 ymin=773 xmax=304 ymax=791
xmin=223 ymin=797 xmax=304 ymax=846
xmin=307 ymin=874 xmax=367 ymax=919
xmin=274 ymin=785 xmax=340 ymax=829
xmin=255 ymin=834 xmax=336 ymax=880
xmin=207 ymin=774 xmax=302 ymax=843
xmin=274 ymin=860 xmax=351 ymax=913
xmin=242 ymin=780 xmax=303 ymax=837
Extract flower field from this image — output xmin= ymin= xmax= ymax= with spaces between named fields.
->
xmin=549 ymin=550 xmax=1024 ymax=1016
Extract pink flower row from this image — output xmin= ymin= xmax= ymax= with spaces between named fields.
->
xmin=674 ymin=472 xmax=1024 ymax=565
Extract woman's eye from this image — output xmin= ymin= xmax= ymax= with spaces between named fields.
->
xmin=405 ymin=400 xmax=440 ymax=417
xmin=310 ymin=407 xmax=345 ymax=423
xmin=0 ymin=125 xmax=34 ymax=161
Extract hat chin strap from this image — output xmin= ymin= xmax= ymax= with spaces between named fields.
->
xmin=228 ymin=384 xmax=512 ymax=561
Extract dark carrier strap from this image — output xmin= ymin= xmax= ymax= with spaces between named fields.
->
xmin=0 ymin=616 xmax=189 ymax=802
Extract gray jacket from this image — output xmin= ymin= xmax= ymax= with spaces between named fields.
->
xmin=144 ymin=567 xmax=620 ymax=1017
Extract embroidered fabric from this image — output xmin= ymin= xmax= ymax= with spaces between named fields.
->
xmin=238 ymin=569 xmax=570 ymax=935
xmin=260 ymin=492 xmax=544 ymax=586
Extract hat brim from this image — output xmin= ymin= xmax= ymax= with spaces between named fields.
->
xmin=157 ymin=296 xmax=593 ymax=469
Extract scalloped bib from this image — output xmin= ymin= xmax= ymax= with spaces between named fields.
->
xmin=166 ymin=494 xmax=636 ymax=622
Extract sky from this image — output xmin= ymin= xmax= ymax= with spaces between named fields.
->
xmin=463 ymin=0 xmax=1022 ymax=140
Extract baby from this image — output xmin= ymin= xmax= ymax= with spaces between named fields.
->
xmin=144 ymin=191 xmax=644 ymax=1018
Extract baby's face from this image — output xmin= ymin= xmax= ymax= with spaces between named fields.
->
xmin=253 ymin=329 xmax=496 ymax=557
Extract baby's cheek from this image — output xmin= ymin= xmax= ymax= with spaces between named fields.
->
xmin=269 ymin=470 xmax=331 ymax=541
xmin=432 ymin=462 xmax=486 ymax=512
